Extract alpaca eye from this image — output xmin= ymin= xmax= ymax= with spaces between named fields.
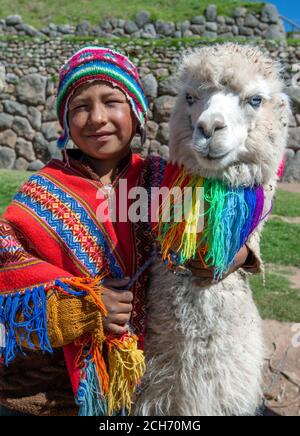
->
xmin=248 ymin=95 xmax=262 ymax=108
xmin=186 ymin=94 xmax=195 ymax=105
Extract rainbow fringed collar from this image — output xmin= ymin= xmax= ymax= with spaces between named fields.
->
xmin=156 ymin=163 xmax=267 ymax=280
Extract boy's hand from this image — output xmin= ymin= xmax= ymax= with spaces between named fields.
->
xmin=187 ymin=245 xmax=249 ymax=287
xmin=100 ymin=277 xmax=133 ymax=335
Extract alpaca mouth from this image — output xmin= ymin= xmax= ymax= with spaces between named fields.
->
xmin=194 ymin=147 xmax=231 ymax=161
xmin=206 ymin=151 xmax=230 ymax=160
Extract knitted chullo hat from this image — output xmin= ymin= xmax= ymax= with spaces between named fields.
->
xmin=56 ymin=46 xmax=148 ymax=149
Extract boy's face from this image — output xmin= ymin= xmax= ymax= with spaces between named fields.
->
xmin=68 ymin=81 xmax=137 ymax=160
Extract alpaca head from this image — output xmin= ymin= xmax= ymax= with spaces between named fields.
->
xmin=169 ymin=43 xmax=290 ymax=186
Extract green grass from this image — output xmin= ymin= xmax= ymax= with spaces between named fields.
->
xmin=251 ymin=272 xmax=300 ymax=322
xmin=252 ymin=189 xmax=300 ymax=321
xmin=286 ymin=38 xmax=300 ymax=46
xmin=261 ymin=220 xmax=300 ymax=267
xmin=0 ymin=1 xmax=265 ymax=28
xmin=272 ymin=189 xmax=300 ymax=217
xmin=0 ymin=169 xmax=33 ymax=216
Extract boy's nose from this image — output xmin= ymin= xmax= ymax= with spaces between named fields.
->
xmin=89 ymin=105 xmax=108 ymax=125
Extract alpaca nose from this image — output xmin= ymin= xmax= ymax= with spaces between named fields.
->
xmin=197 ymin=115 xmax=226 ymax=139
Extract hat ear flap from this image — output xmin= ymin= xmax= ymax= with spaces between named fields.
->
xmin=140 ymin=128 xmax=147 ymax=145
xmin=57 ymin=129 xmax=69 ymax=149
xmin=135 ymin=124 xmax=147 ymax=145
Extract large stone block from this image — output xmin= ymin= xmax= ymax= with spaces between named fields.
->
xmin=17 ymin=73 xmax=47 ymax=106
xmin=0 ymin=146 xmax=16 ymax=169
xmin=205 ymin=5 xmax=217 ymax=22
xmin=153 ymin=96 xmax=176 ymax=123
xmin=287 ymin=127 xmax=300 ymax=151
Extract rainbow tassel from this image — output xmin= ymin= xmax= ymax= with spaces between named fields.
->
xmin=157 ymin=167 xmax=265 ymax=279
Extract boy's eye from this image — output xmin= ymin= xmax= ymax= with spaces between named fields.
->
xmin=71 ymin=104 xmax=87 ymax=111
xmin=106 ymin=100 xmax=123 ymax=105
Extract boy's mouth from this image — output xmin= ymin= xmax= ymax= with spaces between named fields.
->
xmin=87 ymin=132 xmax=115 ymax=140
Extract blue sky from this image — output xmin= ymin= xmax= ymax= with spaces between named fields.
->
xmin=252 ymin=1 xmax=300 ymax=30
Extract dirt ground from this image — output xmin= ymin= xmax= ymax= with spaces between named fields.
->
xmin=261 ymin=182 xmax=300 ymax=416
xmin=262 ymin=320 xmax=300 ymax=416
xmin=278 ymin=182 xmax=300 ymax=194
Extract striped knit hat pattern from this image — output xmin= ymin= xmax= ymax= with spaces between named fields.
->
xmin=56 ymin=46 xmax=148 ymax=149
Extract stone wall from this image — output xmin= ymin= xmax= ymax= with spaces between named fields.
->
xmin=0 ymin=4 xmax=285 ymax=40
xmin=0 ymin=37 xmax=300 ymax=181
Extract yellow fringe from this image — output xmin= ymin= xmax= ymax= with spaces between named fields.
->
xmin=157 ymin=167 xmax=205 ymax=263
xmin=106 ymin=333 xmax=146 ymax=415
xmin=180 ymin=176 xmax=204 ymax=260
xmin=157 ymin=168 xmax=190 ymax=260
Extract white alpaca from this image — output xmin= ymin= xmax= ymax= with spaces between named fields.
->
xmin=134 ymin=44 xmax=290 ymax=416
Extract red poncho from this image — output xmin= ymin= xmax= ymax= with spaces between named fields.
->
xmin=0 ymin=150 xmax=165 ymax=415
